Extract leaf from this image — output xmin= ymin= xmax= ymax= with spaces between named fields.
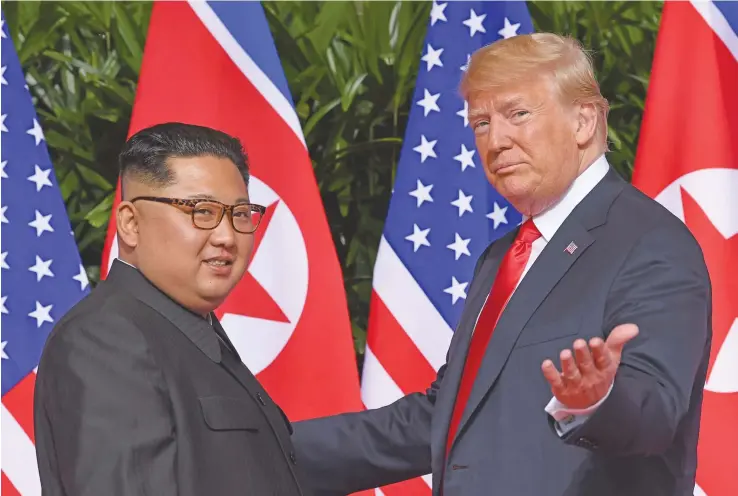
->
xmin=304 ymin=97 xmax=341 ymax=137
xmin=607 ymin=124 xmax=623 ymax=150
xmin=307 ymin=2 xmax=348 ymax=54
xmin=341 ymin=72 xmax=368 ymax=111
xmin=77 ymin=163 xmax=114 ymax=191
xmin=351 ymin=321 xmax=367 ymax=357
xmin=328 ymin=170 xmax=355 ymax=194
xmin=628 ymin=73 xmax=650 ymax=89
xmin=83 ymin=1 xmax=114 ymax=30
xmin=84 ymin=192 xmax=115 ymax=228
xmin=58 ymin=165 xmax=81 ymax=200
xmin=112 ymin=3 xmax=144 ymax=71
xmin=45 ymin=130 xmax=94 ymax=162
xmin=17 ymin=16 xmax=65 ymax=64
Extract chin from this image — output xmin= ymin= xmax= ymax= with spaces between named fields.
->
xmin=499 ymin=174 xmax=545 ymax=207
xmin=198 ymin=294 xmax=228 ymax=313
xmin=498 ymin=184 xmax=533 ymax=208
xmin=199 ymin=282 xmax=235 ymax=303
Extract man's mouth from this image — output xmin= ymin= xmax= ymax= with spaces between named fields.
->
xmin=204 ymin=258 xmax=233 ymax=267
xmin=494 ymin=161 xmax=522 ymax=172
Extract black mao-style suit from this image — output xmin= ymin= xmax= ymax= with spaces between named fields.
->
xmin=34 ymin=259 xmax=306 ymax=496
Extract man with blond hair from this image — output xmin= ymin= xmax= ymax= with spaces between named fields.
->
xmin=292 ymin=33 xmax=711 ymax=496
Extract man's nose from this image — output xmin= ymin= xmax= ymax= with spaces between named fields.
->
xmin=487 ymin=119 xmax=514 ymax=154
xmin=210 ymin=213 xmax=237 ymax=246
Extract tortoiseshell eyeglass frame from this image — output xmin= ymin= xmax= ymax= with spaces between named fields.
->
xmin=130 ymin=196 xmax=266 ymax=234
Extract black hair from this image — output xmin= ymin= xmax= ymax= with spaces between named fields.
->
xmin=118 ymin=122 xmax=249 ymax=197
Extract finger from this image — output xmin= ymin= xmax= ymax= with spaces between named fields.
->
xmin=590 ymin=337 xmax=612 ymax=371
xmin=606 ymin=323 xmax=640 ymax=357
xmin=541 ymin=359 xmax=564 ymax=393
xmin=560 ymin=349 xmax=581 ymax=384
xmin=573 ymin=339 xmax=596 ymax=375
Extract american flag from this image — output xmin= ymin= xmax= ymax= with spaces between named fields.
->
xmin=1 ymin=12 xmax=89 ymax=495
xmin=360 ymin=2 xmax=534 ymax=494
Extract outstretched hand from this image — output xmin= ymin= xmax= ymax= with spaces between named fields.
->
xmin=541 ymin=324 xmax=639 ymax=410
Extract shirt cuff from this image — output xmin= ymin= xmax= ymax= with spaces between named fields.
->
xmin=544 ymin=383 xmax=613 ymax=436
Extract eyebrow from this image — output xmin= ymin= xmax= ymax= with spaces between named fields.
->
xmin=468 ymin=107 xmax=488 ymax=119
xmin=185 ymin=194 xmax=251 ymax=203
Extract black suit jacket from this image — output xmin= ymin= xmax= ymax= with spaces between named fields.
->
xmin=34 ymin=260 xmax=306 ymax=496
xmin=292 ymin=167 xmax=712 ymax=496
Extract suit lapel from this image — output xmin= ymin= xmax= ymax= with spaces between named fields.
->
xmin=165 ymin=314 xmax=221 ymax=363
xmin=210 ymin=317 xmax=260 ymax=395
xmin=210 ymin=313 xmax=242 ymax=360
xmin=453 ymin=235 xmax=515 ymax=367
xmin=430 ymin=231 xmax=513 ymax=476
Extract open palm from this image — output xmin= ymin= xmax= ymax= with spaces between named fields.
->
xmin=541 ymin=324 xmax=640 ymax=410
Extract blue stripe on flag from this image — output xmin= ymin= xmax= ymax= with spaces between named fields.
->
xmin=714 ymin=1 xmax=738 ymax=36
xmin=207 ymin=1 xmax=295 ymax=107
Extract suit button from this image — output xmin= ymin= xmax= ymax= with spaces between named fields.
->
xmin=256 ymin=392 xmax=266 ymax=406
xmin=289 ymin=451 xmax=297 ymax=464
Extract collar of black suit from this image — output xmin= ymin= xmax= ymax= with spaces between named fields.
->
xmin=105 ymin=259 xmax=222 ymax=363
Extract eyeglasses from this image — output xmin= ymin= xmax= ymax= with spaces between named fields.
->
xmin=130 ymin=196 xmax=266 ymax=234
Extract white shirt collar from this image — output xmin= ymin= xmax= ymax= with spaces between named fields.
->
xmin=530 ymin=154 xmax=610 ymax=242
xmin=118 ymin=258 xmax=136 ymax=269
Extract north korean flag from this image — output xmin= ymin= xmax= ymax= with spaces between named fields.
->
xmin=100 ymin=1 xmax=366 ymax=423
xmin=631 ymin=2 xmax=738 ymax=494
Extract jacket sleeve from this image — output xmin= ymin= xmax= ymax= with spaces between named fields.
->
xmin=34 ymin=313 xmax=177 ymax=496
xmin=290 ymin=242 xmax=494 ymax=495
xmin=561 ymin=222 xmax=711 ymax=455
xmin=291 ymin=368 xmax=443 ymax=495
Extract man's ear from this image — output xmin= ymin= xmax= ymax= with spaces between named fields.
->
xmin=574 ymin=102 xmax=598 ymax=147
xmin=116 ymin=201 xmax=139 ymax=248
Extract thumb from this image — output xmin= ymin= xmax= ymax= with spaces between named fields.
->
xmin=606 ymin=323 xmax=639 ymax=356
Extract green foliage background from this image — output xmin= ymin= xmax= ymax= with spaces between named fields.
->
xmin=3 ymin=1 xmax=663 ymax=359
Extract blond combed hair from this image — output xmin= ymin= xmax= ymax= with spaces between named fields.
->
xmin=460 ymin=33 xmax=610 ymax=143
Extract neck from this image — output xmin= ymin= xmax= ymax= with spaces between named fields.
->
xmin=118 ymin=252 xmax=137 ymax=268
xmin=520 ymin=147 xmax=606 ymax=218
xmin=578 ymin=144 xmax=605 ymax=176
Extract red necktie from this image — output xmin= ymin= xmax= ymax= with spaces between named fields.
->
xmin=445 ymin=219 xmax=542 ymax=459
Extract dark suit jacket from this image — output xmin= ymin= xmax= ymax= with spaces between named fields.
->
xmin=34 ymin=260 xmax=306 ymax=496
xmin=292 ymin=168 xmax=712 ymax=496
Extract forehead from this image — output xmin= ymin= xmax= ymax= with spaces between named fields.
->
xmin=468 ymin=77 xmax=554 ymax=113
xmin=165 ymin=155 xmax=248 ymax=200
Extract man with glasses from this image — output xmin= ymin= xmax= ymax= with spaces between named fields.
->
xmin=33 ymin=122 xmax=307 ymax=496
